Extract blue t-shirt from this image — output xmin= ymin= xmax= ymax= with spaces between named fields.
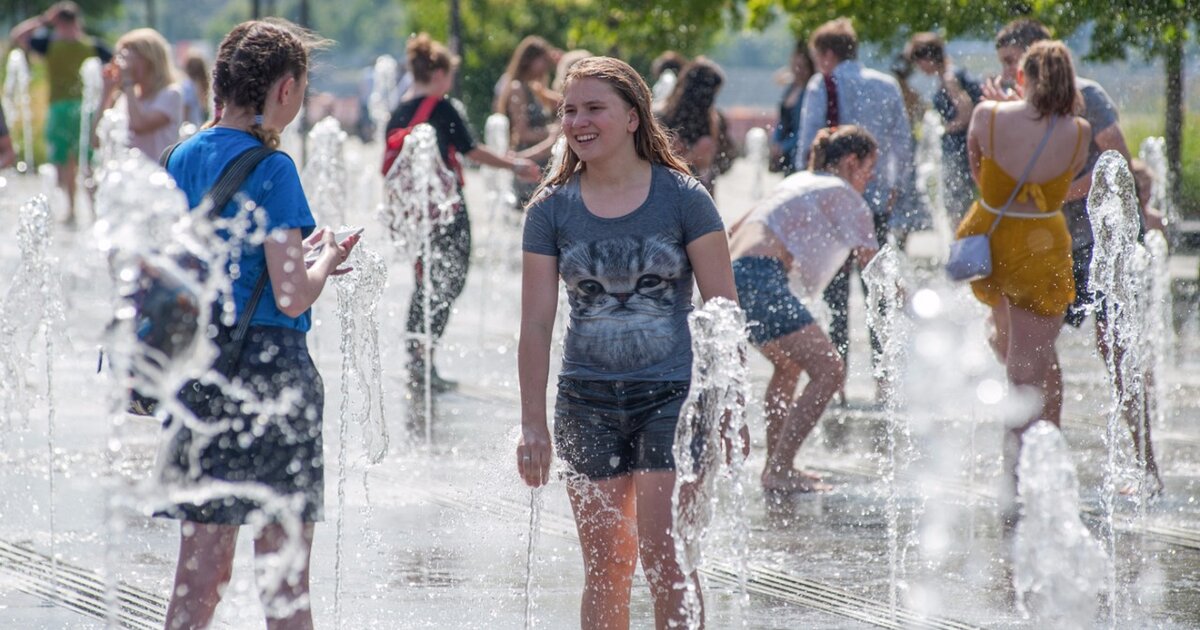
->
xmin=165 ymin=127 xmax=316 ymax=331
xmin=523 ymin=164 xmax=725 ymax=381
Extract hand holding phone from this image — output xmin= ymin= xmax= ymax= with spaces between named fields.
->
xmin=305 ymin=226 xmax=364 ymax=263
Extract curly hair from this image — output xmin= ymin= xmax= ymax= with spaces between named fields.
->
xmin=209 ymin=19 xmax=325 ymax=148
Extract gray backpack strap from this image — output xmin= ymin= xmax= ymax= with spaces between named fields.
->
xmin=162 ymin=142 xmax=278 ymax=373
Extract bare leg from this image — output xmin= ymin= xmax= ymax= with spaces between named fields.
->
xmin=999 ymin=298 xmax=1066 ymax=518
xmin=762 ymin=363 xmax=801 ymax=465
xmin=58 ymin=159 xmax=78 ymax=224
xmin=255 ymin=523 xmax=316 ymax=630
xmin=635 ymin=470 xmax=700 ymax=630
xmin=758 ymin=324 xmax=844 ymax=491
xmin=567 ymin=474 xmax=638 ymax=630
xmin=164 ymin=522 xmax=239 ymax=630
xmin=1097 ymin=317 xmax=1164 ymax=494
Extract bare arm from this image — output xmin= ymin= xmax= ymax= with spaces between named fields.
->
xmin=854 ymin=246 xmax=879 ymax=269
xmin=941 ymin=70 xmax=975 ymax=135
xmin=515 ymin=132 xmax=559 ymax=163
xmin=0 ymin=135 xmax=14 ymax=168
xmin=9 ymin=10 xmax=51 ymax=51
xmin=1066 ymin=121 xmax=1119 ymax=203
xmin=686 ymin=229 xmax=750 ymax=459
xmin=517 ymin=252 xmax=559 ymax=487
xmin=263 ymin=227 xmax=359 ymax=318
xmin=464 ymin=146 xmax=540 ymax=182
xmin=687 ymin=230 xmax=738 ymax=305
xmin=966 ymin=103 xmax=991 ymax=185
xmin=123 ymin=86 xmax=173 ymax=134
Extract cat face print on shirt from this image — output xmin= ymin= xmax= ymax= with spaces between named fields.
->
xmin=559 ymin=235 xmax=686 ymax=372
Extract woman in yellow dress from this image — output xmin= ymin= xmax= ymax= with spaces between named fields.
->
xmin=955 ymin=40 xmax=1090 ymax=503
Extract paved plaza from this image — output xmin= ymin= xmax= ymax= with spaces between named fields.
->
xmin=0 ymin=144 xmax=1198 ymax=628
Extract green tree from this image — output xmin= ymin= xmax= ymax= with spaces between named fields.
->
xmin=1081 ymin=0 xmax=1195 ymax=213
xmin=747 ymin=0 xmax=1197 ymax=211
xmin=405 ymin=0 xmax=738 ymax=128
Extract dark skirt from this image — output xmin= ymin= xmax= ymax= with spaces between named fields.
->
xmin=156 ymin=326 xmax=324 ymax=524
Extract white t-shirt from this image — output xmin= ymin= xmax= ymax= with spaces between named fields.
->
xmin=748 ymin=170 xmax=877 ymax=296
xmin=119 ymin=83 xmax=183 ymax=162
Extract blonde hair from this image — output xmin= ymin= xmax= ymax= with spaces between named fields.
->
xmin=529 ymin=56 xmax=690 ymax=204
xmin=1021 ymin=40 xmax=1077 ymax=118
xmin=116 ymin=28 xmax=175 ymax=97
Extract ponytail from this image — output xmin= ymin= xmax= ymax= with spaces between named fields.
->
xmin=1022 ymin=40 xmax=1077 ymax=118
xmin=808 ymin=125 xmax=877 ymax=172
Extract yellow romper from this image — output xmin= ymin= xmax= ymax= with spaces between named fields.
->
xmin=955 ymin=105 xmax=1084 ymax=318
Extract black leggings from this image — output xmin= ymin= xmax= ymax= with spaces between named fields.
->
xmin=406 ymin=208 xmax=471 ymax=344
xmin=822 ymin=211 xmax=892 ymax=371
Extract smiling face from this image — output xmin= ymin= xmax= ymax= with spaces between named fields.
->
xmin=561 ymin=77 xmax=638 ymax=164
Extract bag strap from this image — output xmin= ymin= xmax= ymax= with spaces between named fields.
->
xmin=985 ymin=114 xmax=1058 ymax=236
xmin=161 ymin=141 xmax=278 ymax=355
xmin=410 ymin=96 xmax=440 ymax=128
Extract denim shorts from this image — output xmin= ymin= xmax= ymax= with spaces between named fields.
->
xmin=554 ymin=377 xmax=690 ymax=479
xmin=732 ymin=256 xmax=815 ymax=346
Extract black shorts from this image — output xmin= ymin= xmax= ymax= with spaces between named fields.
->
xmin=554 ymin=377 xmax=690 ymax=480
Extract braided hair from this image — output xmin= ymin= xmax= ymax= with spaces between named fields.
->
xmin=208 ymin=19 xmax=322 ymax=148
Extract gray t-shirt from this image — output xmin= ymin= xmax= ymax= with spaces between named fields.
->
xmin=523 ymin=164 xmax=725 ymax=381
xmin=1064 ymin=77 xmax=1121 ymax=248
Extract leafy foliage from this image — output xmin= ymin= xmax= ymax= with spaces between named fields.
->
xmin=404 ymin=0 xmax=739 ymax=128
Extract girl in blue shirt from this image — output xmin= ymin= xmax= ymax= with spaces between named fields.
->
xmin=159 ymin=19 xmax=358 ymax=629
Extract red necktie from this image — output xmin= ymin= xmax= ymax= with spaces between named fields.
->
xmin=823 ymin=72 xmax=839 ymax=128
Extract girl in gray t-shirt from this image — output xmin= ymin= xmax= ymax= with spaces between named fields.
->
xmin=516 ymin=56 xmax=742 ymax=628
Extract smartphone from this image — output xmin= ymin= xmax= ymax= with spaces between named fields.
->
xmin=305 ymin=226 xmax=364 ymax=263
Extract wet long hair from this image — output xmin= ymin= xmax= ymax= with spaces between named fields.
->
xmin=495 ymin=35 xmax=554 ymax=115
xmin=208 ymin=19 xmax=325 ymax=148
xmin=808 ymin=125 xmax=877 ymax=172
xmin=530 ymin=56 xmax=690 ymax=203
xmin=1021 ymin=40 xmax=1077 ymax=118
xmin=659 ymin=58 xmax=724 ymax=147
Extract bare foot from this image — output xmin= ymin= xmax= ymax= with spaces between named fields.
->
xmin=1118 ymin=475 xmax=1165 ymax=499
xmin=796 ymin=469 xmax=823 ymax=482
xmin=762 ymin=469 xmax=832 ymax=494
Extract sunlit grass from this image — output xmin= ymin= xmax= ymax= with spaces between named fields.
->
xmin=1122 ymin=110 xmax=1200 ymax=217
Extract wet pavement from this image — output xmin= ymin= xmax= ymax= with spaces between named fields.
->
xmin=0 ymin=147 xmax=1198 ymax=629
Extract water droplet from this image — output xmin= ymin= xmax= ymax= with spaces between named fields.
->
xmin=976 ymin=379 xmax=1004 ymax=405
xmin=911 ymin=289 xmax=941 ymax=318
